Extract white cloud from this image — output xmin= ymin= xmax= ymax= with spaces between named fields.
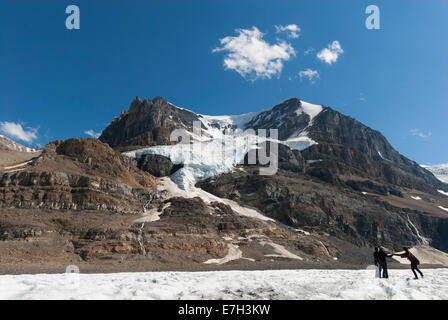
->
xmin=299 ymin=69 xmax=320 ymax=82
xmin=0 ymin=121 xmax=38 ymax=143
xmin=213 ymin=26 xmax=296 ymax=80
xmin=411 ymin=129 xmax=431 ymax=138
xmin=84 ymin=130 xmax=101 ymax=138
xmin=275 ymin=24 xmax=301 ymax=39
xmin=304 ymin=47 xmax=314 ymax=55
xmin=317 ymin=40 xmax=344 ymax=64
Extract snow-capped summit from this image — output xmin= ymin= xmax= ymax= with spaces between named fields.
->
xmin=246 ymin=98 xmax=323 ymax=139
xmin=0 ymin=135 xmax=38 ymax=152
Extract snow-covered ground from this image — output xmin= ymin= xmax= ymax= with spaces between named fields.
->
xmin=1 ymin=268 xmax=447 ymax=300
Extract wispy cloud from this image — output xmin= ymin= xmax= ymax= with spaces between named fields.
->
xmin=84 ymin=130 xmax=101 ymax=138
xmin=411 ymin=128 xmax=431 ymax=138
xmin=317 ymin=40 xmax=344 ymax=64
xmin=304 ymin=47 xmax=314 ymax=55
xmin=359 ymin=93 xmax=367 ymax=102
xmin=0 ymin=121 xmax=38 ymax=143
xmin=213 ymin=26 xmax=296 ymax=80
xmin=275 ymin=24 xmax=301 ymax=39
xmin=299 ymin=69 xmax=320 ymax=83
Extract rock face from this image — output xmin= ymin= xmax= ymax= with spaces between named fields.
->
xmin=307 ymin=107 xmax=446 ymax=191
xmin=244 ymin=143 xmax=306 ymax=174
xmin=99 ymin=96 xmax=201 ymax=151
xmin=136 ymin=154 xmax=183 ymax=177
xmin=197 ymin=167 xmax=448 ymax=252
xmin=301 ymin=143 xmax=437 ymax=194
xmin=245 ymin=98 xmax=313 ymax=140
xmin=0 ymin=138 xmax=155 ymax=213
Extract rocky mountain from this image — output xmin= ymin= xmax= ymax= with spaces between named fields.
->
xmin=0 ymin=135 xmax=38 ymax=152
xmin=246 ymin=98 xmax=446 ymax=193
xmin=1 ymin=138 xmax=350 ymax=272
xmin=97 ymin=96 xmax=448 ymax=253
xmin=2 ymin=96 xmax=448 ymax=272
xmin=101 ymin=96 xmax=447 ymax=193
xmin=1 ymin=138 xmax=155 ymax=212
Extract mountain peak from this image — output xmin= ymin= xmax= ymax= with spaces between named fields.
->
xmin=99 ymin=96 xmax=200 ymax=150
xmin=152 ymin=96 xmax=166 ymax=104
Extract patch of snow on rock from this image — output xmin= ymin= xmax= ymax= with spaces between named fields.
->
xmin=204 ymin=244 xmax=243 ymax=265
xmin=298 ymin=100 xmax=323 ymax=124
xmin=155 ymin=178 xmax=274 ymax=222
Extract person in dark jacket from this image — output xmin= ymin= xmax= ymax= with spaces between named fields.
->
xmin=373 ymin=247 xmax=392 ymax=278
xmin=394 ymin=247 xmax=424 ymax=279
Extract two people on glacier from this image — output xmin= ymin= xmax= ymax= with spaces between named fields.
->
xmin=373 ymin=246 xmax=423 ymax=280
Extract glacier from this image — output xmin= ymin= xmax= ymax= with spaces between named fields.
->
xmin=421 ymin=163 xmax=448 ymax=184
xmin=123 ymin=99 xmax=323 ymax=190
xmin=1 ymin=269 xmax=448 ymax=300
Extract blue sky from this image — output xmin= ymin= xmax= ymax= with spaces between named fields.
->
xmin=0 ymin=0 xmax=447 ymax=164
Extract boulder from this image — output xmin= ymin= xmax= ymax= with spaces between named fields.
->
xmin=137 ymin=154 xmax=183 ymax=177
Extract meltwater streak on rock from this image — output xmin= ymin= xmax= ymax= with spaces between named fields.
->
xmin=406 ymin=214 xmax=430 ymax=245
xmin=135 ymin=196 xmax=155 ymax=256
xmin=137 ymin=223 xmax=146 ymax=256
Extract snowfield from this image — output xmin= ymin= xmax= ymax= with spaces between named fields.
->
xmin=1 ymin=269 xmax=448 ymax=300
xmin=422 ymin=163 xmax=448 ymax=184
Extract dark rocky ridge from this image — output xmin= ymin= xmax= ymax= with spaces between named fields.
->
xmin=136 ymin=154 xmax=183 ymax=177
xmin=307 ymin=107 xmax=446 ymax=191
xmin=99 ymin=96 xmax=201 ymax=151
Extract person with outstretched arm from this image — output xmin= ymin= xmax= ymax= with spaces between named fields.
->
xmin=373 ymin=247 xmax=393 ymax=278
xmin=393 ymin=247 xmax=424 ymax=279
